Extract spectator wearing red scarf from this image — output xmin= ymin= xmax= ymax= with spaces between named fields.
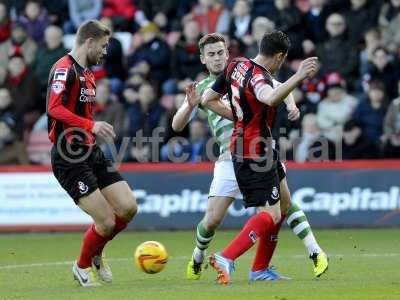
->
xmin=2 ymin=54 xmax=41 ymax=131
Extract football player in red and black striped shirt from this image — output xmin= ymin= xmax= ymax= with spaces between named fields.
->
xmin=46 ymin=20 xmax=137 ymax=287
xmin=202 ymin=31 xmax=323 ymax=284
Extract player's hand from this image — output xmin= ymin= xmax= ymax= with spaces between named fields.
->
xmin=92 ymin=121 xmax=116 ymax=139
xmin=185 ymin=82 xmax=201 ymax=108
xmin=296 ymin=57 xmax=319 ymax=81
xmin=287 ymin=104 xmax=300 ymax=121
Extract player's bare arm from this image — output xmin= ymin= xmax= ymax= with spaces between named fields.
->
xmin=172 ymin=83 xmax=201 ymax=132
xmin=201 ymin=88 xmax=233 ymax=120
xmin=258 ymin=57 xmax=319 ymax=107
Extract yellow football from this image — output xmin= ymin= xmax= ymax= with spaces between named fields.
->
xmin=134 ymin=241 xmax=169 ymax=274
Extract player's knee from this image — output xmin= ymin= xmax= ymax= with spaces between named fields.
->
xmin=97 ymin=216 xmax=116 ymax=236
xmin=203 ymin=214 xmax=223 ymax=231
xmin=119 ymin=198 xmax=138 ymax=222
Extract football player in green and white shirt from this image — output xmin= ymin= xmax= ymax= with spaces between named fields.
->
xmin=172 ymin=33 xmax=328 ymax=281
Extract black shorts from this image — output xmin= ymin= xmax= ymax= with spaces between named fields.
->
xmin=232 ymin=155 xmax=286 ymax=208
xmin=51 ymin=144 xmax=123 ymax=204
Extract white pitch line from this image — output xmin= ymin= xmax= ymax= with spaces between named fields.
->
xmin=1 ymin=253 xmax=399 ymax=270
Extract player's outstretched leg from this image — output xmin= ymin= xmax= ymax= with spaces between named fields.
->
xmin=249 ymin=215 xmax=291 ymax=281
xmin=93 ymin=181 xmax=137 ymax=282
xmin=280 ymin=177 xmax=328 ymax=277
xmin=209 ymin=205 xmax=280 ymax=285
xmin=187 ymin=196 xmax=233 ymax=280
xmin=286 ymin=203 xmax=328 ymax=277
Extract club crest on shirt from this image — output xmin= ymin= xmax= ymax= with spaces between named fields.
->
xmin=78 ymin=181 xmax=89 ymax=194
xmin=271 ymin=186 xmax=279 ymax=200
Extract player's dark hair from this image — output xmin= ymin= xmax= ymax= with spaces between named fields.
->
xmin=76 ymin=20 xmax=111 ymax=46
xmin=198 ymin=33 xmax=227 ymax=54
xmin=259 ymin=30 xmax=290 ymax=57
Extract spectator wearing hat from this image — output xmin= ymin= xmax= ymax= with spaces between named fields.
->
xmin=18 ymin=0 xmax=50 ymax=45
xmin=136 ymin=0 xmax=180 ymax=32
xmin=128 ymin=23 xmax=171 ymax=86
xmin=317 ymin=72 xmax=358 ymax=142
xmin=0 ymin=22 xmax=37 ymax=70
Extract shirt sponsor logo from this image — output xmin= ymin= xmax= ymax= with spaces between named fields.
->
xmin=54 ymin=68 xmax=68 ymax=81
xmin=79 ymin=88 xmax=96 ymax=102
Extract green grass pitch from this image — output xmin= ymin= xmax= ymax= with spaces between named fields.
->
xmin=0 ymin=229 xmax=399 ymax=300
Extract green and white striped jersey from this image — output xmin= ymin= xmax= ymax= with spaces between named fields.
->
xmin=196 ymin=75 xmax=233 ymax=160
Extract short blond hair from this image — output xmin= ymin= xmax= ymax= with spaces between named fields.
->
xmin=76 ymin=20 xmax=111 ymax=45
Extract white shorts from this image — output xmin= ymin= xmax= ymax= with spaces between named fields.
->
xmin=209 ymin=159 xmax=243 ymax=199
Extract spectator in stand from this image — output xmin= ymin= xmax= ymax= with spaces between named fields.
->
xmin=126 ymin=82 xmax=164 ymax=162
xmin=0 ymin=2 xmax=11 ymax=43
xmin=128 ymin=23 xmax=171 ymax=86
xmin=382 ymin=80 xmax=400 ymax=158
xmin=188 ymin=0 xmax=230 ymax=35
xmin=379 ymin=0 xmax=400 ymax=52
xmin=31 ymin=25 xmax=67 ymax=101
xmin=243 ymin=17 xmax=275 ymax=58
xmin=0 ymin=88 xmax=29 ymax=164
xmin=364 ymin=46 xmax=399 ymax=99
xmin=0 ymin=22 xmax=37 ymax=70
xmin=344 ymin=0 xmax=381 ymax=46
xmin=65 ymin=0 xmax=102 ymax=33
xmin=359 ymin=28 xmax=383 ymax=77
xmin=303 ymin=0 xmax=330 ymax=44
xmin=136 ymin=0 xmax=180 ymax=31
xmin=99 ymin=17 xmax=126 ymax=87
xmin=266 ymin=0 xmax=304 ymax=59
xmin=352 ymin=81 xmax=387 ymax=148
xmin=317 ymin=72 xmax=358 ymax=142
xmin=18 ymin=0 xmax=50 ymax=45
xmin=316 ymin=13 xmax=359 ymax=87
xmin=293 ymin=113 xmax=336 ymax=162
xmin=42 ymin=0 xmax=69 ymax=27
xmin=228 ymin=0 xmax=252 ymax=42
xmin=167 ymin=19 xmax=203 ymax=94
xmin=161 ymin=119 xmax=209 ymax=163
xmin=102 ymin=0 xmax=149 ymax=31
xmin=342 ymin=119 xmax=379 ymax=159
xmin=2 ymin=54 xmax=41 ymax=132
xmin=94 ymin=79 xmax=128 ymax=154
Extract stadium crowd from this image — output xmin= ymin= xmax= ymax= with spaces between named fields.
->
xmin=0 ymin=0 xmax=399 ymax=164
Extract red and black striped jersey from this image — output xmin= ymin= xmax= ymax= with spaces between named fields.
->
xmin=211 ymin=57 xmax=277 ymax=158
xmin=46 ymin=54 xmax=96 ymax=147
